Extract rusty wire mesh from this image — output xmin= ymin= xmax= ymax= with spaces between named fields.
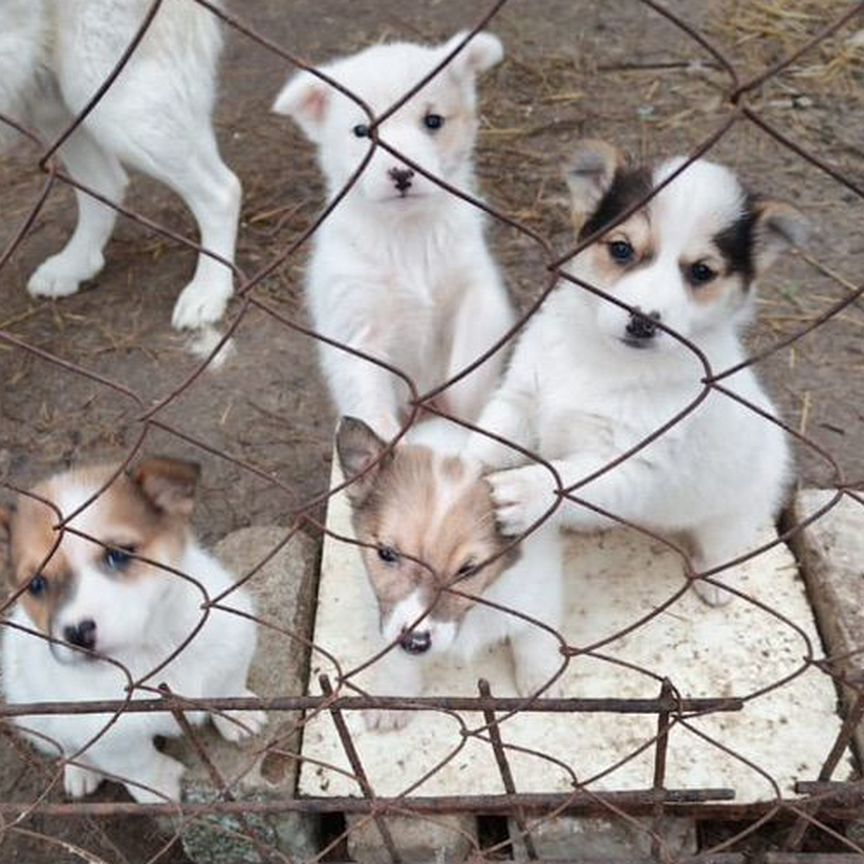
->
xmin=1 ymin=0 xmax=864 ymax=861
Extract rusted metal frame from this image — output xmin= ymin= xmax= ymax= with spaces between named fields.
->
xmin=0 ymin=694 xmax=744 ymax=717
xmin=784 ymin=692 xmax=864 ymax=851
xmin=478 ymin=678 xmax=537 ymax=859
xmin=0 ymin=788 xmax=736 ymax=818
xmin=650 ymin=681 xmax=674 ymax=862
xmin=318 ymin=675 xmax=403 ymax=864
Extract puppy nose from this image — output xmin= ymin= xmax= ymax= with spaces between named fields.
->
xmin=399 ymin=628 xmax=431 ymax=655
xmin=388 ymin=167 xmax=414 ymax=192
xmin=63 ymin=619 xmax=97 ymax=650
xmin=626 ymin=308 xmax=661 ymax=340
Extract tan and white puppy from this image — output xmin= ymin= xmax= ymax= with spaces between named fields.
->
xmin=0 ymin=0 xmax=240 ymax=330
xmin=469 ymin=141 xmax=806 ymax=605
xmin=273 ymin=33 xmax=514 ymax=438
xmin=1 ymin=458 xmax=265 ymax=803
xmin=336 ymin=418 xmax=564 ymax=731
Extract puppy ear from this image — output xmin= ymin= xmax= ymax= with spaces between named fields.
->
xmin=443 ymin=31 xmax=504 ymax=82
xmin=336 ymin=417 xmax=390 ymax=507
xmin=132 ymin=458 xmax=200 ymax=518
xmin=751 ymin=200 xmax=808 ymax=274
xmin=565 ymin=139 xmax=623 ymax=232
xmin=272 ymin=70 xmax=332 ymax=141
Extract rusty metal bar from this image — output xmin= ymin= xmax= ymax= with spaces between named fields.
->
xmin=783 ymin=691 xmax=864 ymax=851
xmin=478 ymin=678 xmax=538 ymax=859
xmin=0 ymin=788 xmax=735 ymax=818
xmin=319 ymin=674 xmax=403 ymax=864
xmin=0 ymin=694 xmax=743 ymax=717
xmin=650 ymin=680 xmax=673 ymax=860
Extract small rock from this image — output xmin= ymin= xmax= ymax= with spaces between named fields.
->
xmin=346 ymin=812 xmax=477 ymax=864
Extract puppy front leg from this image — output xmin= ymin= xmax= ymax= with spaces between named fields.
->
xmin=688 ymin=515 xmax=763 ymax=607
xmin=499 ymin=527 xmax=566 ymax=697
xmin=465 ymin=386 xmax=537 ymax=469
xmin=89 ymin=737 xmax=186 ymax=804
xmin=443 ymin=270 xmax=515 ymax=424
xmin=319 ymin=339 xmax=403 ymax=440
xmin=491 ymin=455 xmax=657 ymax=536
xmin=363 ymin=647 xmax=424 ymax=733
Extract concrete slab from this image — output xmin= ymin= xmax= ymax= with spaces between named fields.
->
xmin=791 ymin=489 xmax=864 ymax=760
xmin=300 ymin=471 xmax=844 ymax=807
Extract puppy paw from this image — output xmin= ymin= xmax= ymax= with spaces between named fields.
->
xmin=63 ymin=763 xmax=102 ymax=798
xmin=488 ymin=465 xmax=552 ymax=536
xmin=171 ymin=280 xmax=232 ymax=330
xmin=363 ymin=708 xmax=414 ymax=732
xmin=28 ymin=251 xmax=103 ymax=298
xmin=213 ymin=708 xmax=268 ymax=742
xmin=130 ymin=754 xmax=185 ymax=804
xmin=693 ymin=578 xmax=735 ymax=607
xmin=515 ymin=663 xmax=564 ymax=699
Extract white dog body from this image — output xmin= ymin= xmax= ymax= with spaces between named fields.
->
xmin=0 ymin=0 xmax=240 ymax=329
xmin=470 ymin=144 xmax=805 ymax=604
xmin=274 ymin=34 xmax=514 ymax=438
xmin=1 ymin=459 xmax=264 ymax=802
xmin=336 ymin=418 xmax=563 ymax=730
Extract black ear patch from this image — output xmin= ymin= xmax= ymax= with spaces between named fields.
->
xmin=713 ymin=195 xmax=759 ymax=285
xmin=578 ymin=167 xmax=653 ymax=242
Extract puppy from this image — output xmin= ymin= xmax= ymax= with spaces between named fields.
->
xmin=469 ymin=141 xmax=806 ymax=605
xmin=0 ymin=0 xmax=241 ymax=330
xmin=1 ymin=458 xmax=265 ymax=803
xmin=273 ymin=32 xmax=514 ymax=438
xmin=336 ymin=417 xmax=564 ymax=731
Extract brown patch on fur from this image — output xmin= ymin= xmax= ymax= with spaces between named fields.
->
xmin=346 ymin=442 xmax=517 ymax=629
xmin=5 ymin=463 xmax=191 ymax=636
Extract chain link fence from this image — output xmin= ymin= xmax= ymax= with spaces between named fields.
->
xmin=1 ymin=0 xmax=864 ymax=861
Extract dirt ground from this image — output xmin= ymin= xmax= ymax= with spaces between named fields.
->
xmin=0 ymin=0 xmax=862 ymax=861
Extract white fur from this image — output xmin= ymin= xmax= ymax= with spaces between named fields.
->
xmin=0 ymin=0 xmax=240 ymax=330
xmin=2 ymin=481 xmax=264 ymax=803
xmin=468 ymin=158 xmax=794 ymax=606
xmin=274 ymin=33 xmax=514 ymax=438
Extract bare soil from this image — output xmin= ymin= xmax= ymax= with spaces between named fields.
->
xmin=0 ymin=0 xmax=861 ymax=861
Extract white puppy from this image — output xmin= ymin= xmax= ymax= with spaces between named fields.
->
xmin=0 ymin=0 xmax=241 ymax=330
xmin=336 ymin=417 xmax=564 ymax=731
xmin=469 ymin=141 xmax=806 ymax=605
xmin=1 ymin=457 xmax=265 ymax=803
xmin=273 ymin=32 xmax=514 ymax=438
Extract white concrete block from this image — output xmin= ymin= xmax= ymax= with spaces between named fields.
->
xmin=300 ymin=469 xmax=843 ymax=807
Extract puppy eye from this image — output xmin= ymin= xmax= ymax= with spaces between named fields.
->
xmin=352 ymin=123 xmax=370 ymax=138
xmin=104 ymin=546 xmax=136 ymax=572
xmin=377 ymin=545 xmax=400 ymax=564
xmin=455 ymin=561 xmax=478 ymax=580
xmin=27 ymin=574 xmax=48 ymax=597
xmin=608 ymin=240 xmax=635 ymax=264
xmin=689 ymin=262 xmax=716 ymax=286
xmin=423 ymin=113 xmax=444 ymax=131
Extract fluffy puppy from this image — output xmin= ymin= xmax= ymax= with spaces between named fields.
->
xmin=336 ymin=418 xmax=564 ymax=731
xmin=1 ymin=458 xmax=265 ymax=803
xmin=0 ymin=0 xmax=241 ymax=330
xmin=273 ymin=32 xmax=514 ymax=438
xmin=469 ymin=141 xmax=806 ymax=605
